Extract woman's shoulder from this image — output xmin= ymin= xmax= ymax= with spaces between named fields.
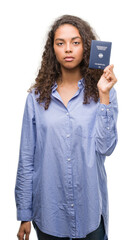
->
xmin=27 ymin=88 xmax=40 ymax=100
xmin=25 ymin=88 xmax=40 ymax=108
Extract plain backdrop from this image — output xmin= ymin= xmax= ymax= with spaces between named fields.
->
xmin=0 ymin=0 xmax=133 ymax=239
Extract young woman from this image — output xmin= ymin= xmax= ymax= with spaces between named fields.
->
xmin=15 ymin=15 xmax=118 ymax=240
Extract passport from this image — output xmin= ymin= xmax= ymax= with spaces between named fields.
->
xmin=89 ymin=40 xmax=112 ymax=69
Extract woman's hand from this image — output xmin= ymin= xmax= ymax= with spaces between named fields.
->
xmin=17 ymin=221 xmax=31 ymax=240
xmin=97 ymin=64 xmax=117 ymax=104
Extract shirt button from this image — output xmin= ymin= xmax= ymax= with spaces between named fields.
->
xmin=71 ymin=204 xmax=74 ymax=207
xmin=101 ymin=108 xmax=104 ymax=111
xmin=66 ymin=112 xmax=69 ymax=116
xmin=66 ymin=134 xmax=70 ymax=138
xmin=107 ymin=127 xmax=110 ymax=130
xmin=107 ymin=108 xmax=109 ymax=111
xmin=67 ymin=158 xmax=71 ymax=161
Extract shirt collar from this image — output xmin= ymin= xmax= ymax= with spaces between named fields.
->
xmin=52 ymin=78 xmax=85 ymax=93
xmin=52 ymin=82 xmax=58 ymax=93
xmin=78 ymin=78 xmax=85 ymax=89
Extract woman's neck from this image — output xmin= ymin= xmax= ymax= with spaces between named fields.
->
xmin=58 ymin=67 xmax=83 ymax=86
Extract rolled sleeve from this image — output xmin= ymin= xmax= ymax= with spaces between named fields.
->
xmin=95 ymin=88 xmax=118 ymax=156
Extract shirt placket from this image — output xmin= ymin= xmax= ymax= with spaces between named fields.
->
xmin=51 ymin=81 xmax=84 ymax=238
xmin=66 ymin=109 xmax=76 ymax=237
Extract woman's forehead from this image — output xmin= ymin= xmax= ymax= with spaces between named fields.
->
xmin=54 ymin=24 xmax=81 ymax=39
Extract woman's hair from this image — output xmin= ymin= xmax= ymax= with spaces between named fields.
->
xmin=29 ymin=14 xmax=103 ymax=110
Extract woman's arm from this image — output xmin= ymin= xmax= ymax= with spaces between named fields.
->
xmin=15 ymin=93 xmax=36 ymax=221
xmin=95 ymin=65 xmax=118 ymax=156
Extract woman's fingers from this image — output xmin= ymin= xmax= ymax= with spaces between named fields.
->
xmin=103 ymin=64 xmax=117 ymax=83
xmin=104 ymin=64 xmax=114 ymax=74
xmin=25 ymin=232 xmax=30 ymax=240
xmin=17 ymin=231 xmax=24 ymax=240
xmin=104 ymin=70 xmax=111 ymax=79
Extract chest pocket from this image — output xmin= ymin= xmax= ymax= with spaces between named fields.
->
xmin=75 ymin=124 xmax=95 ymax=138
xmin=71 ymin=101 xmax=97 ymax=139
xmin=74 ymin=115 xmax=96 ymax=138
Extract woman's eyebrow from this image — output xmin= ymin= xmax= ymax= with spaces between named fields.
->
xmin=55 ymin=36 xmax=81 ymax=41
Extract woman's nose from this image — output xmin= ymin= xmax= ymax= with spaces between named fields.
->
xmin=65 ymin=43 xmax=72 ymax=53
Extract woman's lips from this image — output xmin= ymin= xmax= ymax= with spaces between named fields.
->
xmin=64 ymin=57 xmax=74 ymax=62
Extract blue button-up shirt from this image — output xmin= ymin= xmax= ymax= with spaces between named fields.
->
xmin=15 ymin=78 xmax=118 ymax=239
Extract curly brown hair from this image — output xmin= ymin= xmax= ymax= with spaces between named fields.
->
xmin=29 ymin=15 xmax=103 ymax=110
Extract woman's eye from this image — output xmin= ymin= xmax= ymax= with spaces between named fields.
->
xmin=57 ymin=43 xmax=63 ymax=46
xmin=73 ymin=42 xmax=80 ymax=45
xmin=56 ymin=42 xmax=80 ymax=46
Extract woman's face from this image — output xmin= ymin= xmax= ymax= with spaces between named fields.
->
xmin=53 ymin=24 xmax=84 ymax=71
